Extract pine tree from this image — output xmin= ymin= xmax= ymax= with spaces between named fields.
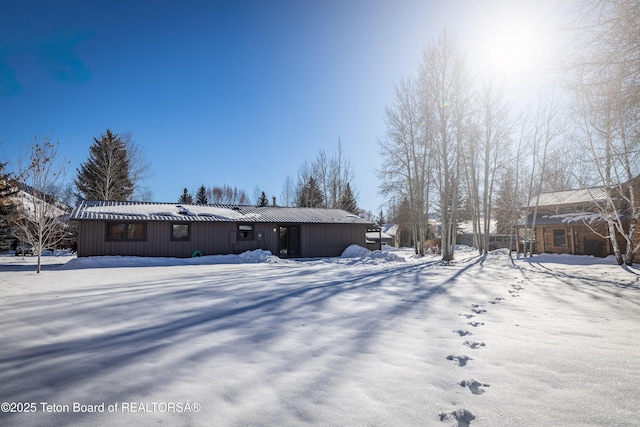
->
xmin=296 ymin=176 xmax=324 ymax=208
xmin=375 ymin=209 xmax=386 ymax=226
xmin=75 ymin=130 xmax=133 ymax=201
xmin=178 ymin=188 xmax=193 ymax=204
xmin=258 ymin=191 xmax=269 ymax=207
xmin=338 ymin=182 xmax=358 ymax=213
xmin=195 ymin=185 xmax=208 ymax=204
xmin=0 ymin=161 xmax=18 ymax=251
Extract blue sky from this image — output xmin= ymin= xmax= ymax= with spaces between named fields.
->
xmin=0 ymin=0 xmax=561 ymax=212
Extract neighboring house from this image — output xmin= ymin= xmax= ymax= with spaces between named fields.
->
xmin=513 ymin=187 xmax=620 ymax=257
xmin=381 ymin=224 xmax=398 ymax=246
xmin=8 ymin=182 xmax=73 ymax=250
xmin=457 ymin=234 xmax=515 ymax=251
xmin=366 ymin=224 xmax=397 ymax=247
xmin=70 ymin=200 xmax=380 ymax=258
xmin=457 ymin=218 xmax=498 ymax=236
xmin=428 ymin=216 xmax=442 ymax=239
xmin=457 ymin=218 xmax=509 ymax=250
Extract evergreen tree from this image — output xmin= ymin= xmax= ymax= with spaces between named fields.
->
xmin=375 ymin=209 xmax=386 ymax=226
xmin=258 ymin=191 xmax=269 ymax=207
xmin=178 ymin=188 xmax=193 ymax=204
xmin=296 ymin=176 xmax=324 ymax=208
xmin=392 ymin=198 xmax=414 ymax=248
xmin=75 ymin=130 xmax=133 ymax=201
xmin=0 ymin=161 xmax=18 ymax=251
xmin=195 ymin=185 xmax=208 ymax=204
xmin=338 ymin=182 xmax=358 ymax=213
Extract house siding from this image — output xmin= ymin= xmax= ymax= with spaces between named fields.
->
xmin=517 ymin=222 xmax=612 ymax=258
xmin=76 ymin=220 xmax=369 ymax=258
xmin=300 ymin=223 xmax=367 ymax=257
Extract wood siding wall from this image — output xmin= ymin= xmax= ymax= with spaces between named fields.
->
xmin=300 ymin=224 xmax=367 ymax=257
xmin=528 ymin=223 xmax=611 ymax=257
xmin=76 ymin=221 xmax=368 ymax=258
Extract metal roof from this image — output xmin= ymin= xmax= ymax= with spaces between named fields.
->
xmin=70 ymin=200 xmax=375 ymax=225
xmin=515 ymin=212 xmax=609 ymax=227
xmin=525 ymin=187 xmax=609 ymax=208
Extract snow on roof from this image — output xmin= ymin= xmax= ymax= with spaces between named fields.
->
xmin=525 ymin=187 xmax=609 ymax=208
xmin=516 ymin=211 xmax=609 ymax=227
xmin=381 ymin=224 xmax=398 ymax=237
xmin=70 ymin=200 xmax=374 ymax=225
xmin=11 ymin=188 xmax=70 ymax=219
xmin=458 ymin=219 xmax=497 ymax=234
xmin=78 ymin=202 xmax=249 ymax=221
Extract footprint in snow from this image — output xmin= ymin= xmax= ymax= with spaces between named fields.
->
xmin=439 ymin=409 xmax=476 ymax=427
xmin=453 ymin=329 xmax=472 ymax=336
xmin=463 ymin=340 xmax=486 ymax=349
xmin=459 ymin=379 xmax=490 ymax=395
xmin=446 ymin=354 xmax=472 ymax=367
xmin=469 ymin=304 xmax=486 ymax=314
xmin=489 ymin=297 xmax=505 ymax=304
xmin=467 ymin=321 xmax=484 ymax=327
xmin=459 ymin=313 xmax=475 ymax=318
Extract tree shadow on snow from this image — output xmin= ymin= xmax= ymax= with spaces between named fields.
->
xmin=0 ymin=260 xmax=456 ymax=425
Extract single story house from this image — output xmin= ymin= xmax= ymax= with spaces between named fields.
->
xmin=70 ymin=200 xmax=380 ymax=258
xmin=514 ymin=187 xmax=620 ymax=257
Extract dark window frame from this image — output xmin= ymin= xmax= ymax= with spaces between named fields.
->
xmin=237 ymin=223 xmax=255 ymax=241
xmin=171 ymin=223 xmax=191 ymax=241
xmin=553 ymin=229 xmax=566 ymax=247
xmin=106 ymin=222 xmax=147 ymax=242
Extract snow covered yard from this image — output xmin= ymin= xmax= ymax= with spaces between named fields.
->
xmin=1 ymin=248 xmax=639 ymax=426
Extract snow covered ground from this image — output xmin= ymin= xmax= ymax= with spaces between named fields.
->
xmin=1 ymin=247 xmax=639 ymax=426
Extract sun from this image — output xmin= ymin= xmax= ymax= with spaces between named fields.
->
xmin=482 ymin=19 xmax=546 ymax=78
xmin=468 ymin=2 xmax=558 ymax=99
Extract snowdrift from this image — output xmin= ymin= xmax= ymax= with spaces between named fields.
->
xmin=339 ymin=244 xmax=405 ymax=264
xmin=59 ymin=249 xmax=283 ymax=269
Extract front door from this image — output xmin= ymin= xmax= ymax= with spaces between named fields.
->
xmin=279 ymin=226 xmax=300 ymax=257
xmin=584 ymin=238 xmax=604 ymax=257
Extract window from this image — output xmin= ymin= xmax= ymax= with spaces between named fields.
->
xmin=171 ymin=224 xmax=190 ymax=241
xmin=128 ymin=223 xmax=146 ymax=240
xmin=238 ymin=224 xmax=254 ymax=241
xmin=106 ymin=222 xmax=147 ymax=241
xmin=553 ymin=229 xmax=566 ymax=247
xmin=107 ymin=223 xmax=126 ymax=240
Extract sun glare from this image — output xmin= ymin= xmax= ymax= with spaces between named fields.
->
xmin=483 ymin=19 xmax=545 ymax=77
xmin=468 ymin=2 xmax=558 ymax=100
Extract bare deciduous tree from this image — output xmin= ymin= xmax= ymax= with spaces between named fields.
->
xmin=566 ymin=0 xmax=640 ymax=265
xmin=292 ymin=142 xmax=357 ymax=210
xmin=206 ymin=184 xmax=249 ymax=205
xmin=377 ymin=76 xmax=431 ymax=255
xmin=420 ymin=30 xmax=472 ymax=262
xmin=280 ymin=175 xmax=296 ymax=207
xmin=120 ymin=131 xmax=153 ymax=201
xmin=521 ymin=91 xmax=565 ymax=257
xmin=13 ymin=136 xmax=69 ymax=273
xmin=462 ymin=79 xmax=514 ymax=254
